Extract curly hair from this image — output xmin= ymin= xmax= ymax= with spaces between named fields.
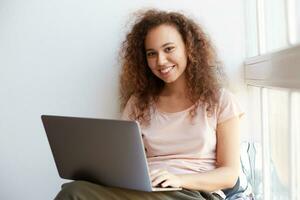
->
xmin=119 ymin=9 xmax=224 ymax=126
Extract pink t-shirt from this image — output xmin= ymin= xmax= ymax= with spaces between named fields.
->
xmin=121 ymin=89 xmax=244 ymax=175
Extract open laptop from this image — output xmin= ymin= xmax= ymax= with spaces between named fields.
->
xmin=41 ymin=115 xmax=181 ymax=192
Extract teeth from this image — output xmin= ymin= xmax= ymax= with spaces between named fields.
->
xmin=160 ymin=66 xmax=173 ymax=74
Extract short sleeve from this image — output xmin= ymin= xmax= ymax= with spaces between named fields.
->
xmin=121 ymin=96 xmax=137 ymax=120
xmin=216 ymin=89 xmax=244 ymax=124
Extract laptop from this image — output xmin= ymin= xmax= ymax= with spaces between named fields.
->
xmin=41 ymin=115 xmax=181 ymax=192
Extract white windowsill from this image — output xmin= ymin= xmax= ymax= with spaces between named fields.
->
xmin=244 ymin=44 xmax=300 ymax=89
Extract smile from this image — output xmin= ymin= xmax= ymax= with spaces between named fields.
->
xmin=159 ymin=65 xmax=175 ymax=75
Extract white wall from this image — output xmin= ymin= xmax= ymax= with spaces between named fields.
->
xmin=0 ymin=0 xmax=246 ymax=199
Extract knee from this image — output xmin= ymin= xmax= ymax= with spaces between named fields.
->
xmin=54 ymin=181 xmax=92 ymax=200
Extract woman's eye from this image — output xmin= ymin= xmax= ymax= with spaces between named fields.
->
xmin=147 ymin=52 xmax=156 ymax=57
xmin=165 ymin=47 xmax=174 ymax=52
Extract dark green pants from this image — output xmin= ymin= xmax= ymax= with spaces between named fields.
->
xmin=54 ymin=181 xmax=223 ymax=200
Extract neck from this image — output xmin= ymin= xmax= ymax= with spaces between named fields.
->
xmin=161 ymin=74 xmax=188 ymax=98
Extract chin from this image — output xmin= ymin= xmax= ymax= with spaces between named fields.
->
xmin=162 ymin=77 xmax=177 ymax=83
xmin=155 ymin=72 xmax=179 ymax=83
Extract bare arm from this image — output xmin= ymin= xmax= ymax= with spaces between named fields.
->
xmin=151 ymin=116 xmax=241 ymax=191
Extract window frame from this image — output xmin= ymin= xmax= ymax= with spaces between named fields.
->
xmin=244 ymin=1 xmax=300 ymax=199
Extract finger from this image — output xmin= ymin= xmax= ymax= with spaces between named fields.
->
xmin=161 ymin=180 xmax=171 ymax=188
xmin=152 ymin=174 xmax=167 ymax=186
xmin=150 ymin=171 xmax=168 ymax=182
xmin=152 ymin=174 xmax=169 ymax=187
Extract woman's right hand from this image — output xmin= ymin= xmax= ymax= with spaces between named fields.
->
xmin=150 ymin=169 xmax=182 ymax=188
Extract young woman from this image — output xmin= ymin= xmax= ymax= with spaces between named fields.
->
xmin=55 ymin=9 xmax=244 ymax=200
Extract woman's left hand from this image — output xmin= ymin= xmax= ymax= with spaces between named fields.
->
xmin=150 ymin=169 xmax=182 ymax=188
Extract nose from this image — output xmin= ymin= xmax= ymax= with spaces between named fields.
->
xmin=157 ymin=53 xmax=168 ymax=66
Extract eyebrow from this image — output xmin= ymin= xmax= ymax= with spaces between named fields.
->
xmin=146 ymin=42 xmax=175 ymax=52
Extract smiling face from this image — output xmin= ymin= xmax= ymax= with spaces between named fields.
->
xmin=145 ymin=24 xmax=188 ymax=84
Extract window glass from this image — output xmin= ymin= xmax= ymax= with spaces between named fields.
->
xmin=267 ymin=88 xmax=290 ymax=199
xmin=244 ymin=0 xmax=259 ymax=57
xmin=296 ymin=0 xmax=300 ymax=44
xmin=264 ymin=0 xmax=288 ymax=52
xmin=246 ymin=86 xmax=263 ymax=199
xmin=288 ymin=0 xmax=300 ymax=44
xmin=291 ymin=91 xmax=300 ymax=198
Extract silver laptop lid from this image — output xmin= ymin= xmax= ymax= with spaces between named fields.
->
xmin=41 ymin=115 xmax=154 ymax=192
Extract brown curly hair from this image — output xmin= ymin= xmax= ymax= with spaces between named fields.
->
xmin=119 ymin=9 xmax=224 ymax=125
